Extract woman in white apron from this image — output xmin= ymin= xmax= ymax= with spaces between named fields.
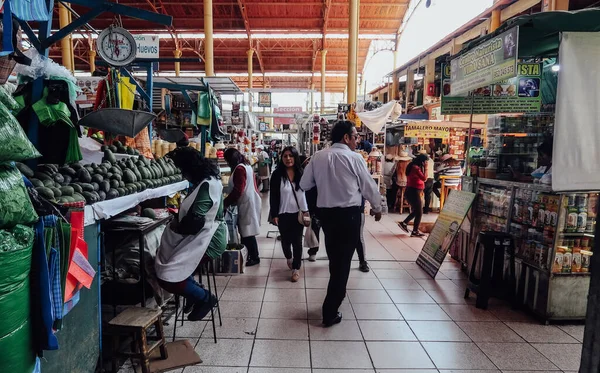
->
xmin=223 ymin=148 xmax=262 ymax=266
xmin=155 ymin=147 xmax=228 ymax=321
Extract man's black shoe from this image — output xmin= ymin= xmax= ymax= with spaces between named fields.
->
xmin=323 ymin=312 xmax=342 ymax=327
xmin=246 ymin=257 xmax=261 ymax=267
xmin=359 ymin=261 xmax=370 ymax=273
xmin=188 ymin=293 xmax=218 ymax=321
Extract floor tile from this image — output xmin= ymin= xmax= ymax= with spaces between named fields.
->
xmin=304 ymin=266 xmax=331 ymax=278
xmin=359 ymin=320 xmax=417 ymax=341
xmin=352 ymin=303 xmax=403 ymax=320
xmin=266 ymin=276 xmax=306 ymax=288
xmin=163 ymin=319 xmax=207 ymax=339
xmin=422 ymin=342 xmax=496 ymax=370
xmin=408 ymin=321 xmax=471 ymax=342
xmin=216 ymin=301 xmax=262 ymax=319
xmin=373 ymin=269 xmax=413 ymax=279
xmin=532 ymin=343 xmax=582 ymax=371
xmin=308 ymin=302 xmax=354 ymax=320
xmin=194 ymin=338 xmax=253 ymax=366
xmin=505 ymin=322 xmax=580 ymax=343
xmin=311 ymin=341 xmax=373 ymax=369
xmin=440 ymin=270 xmax=468 ymax=280
xmin=388 ymin=289 xmax=436 ymax=304
xmin=457 ymin=321 xmax=524 ymax=342
xmin=200 ymin=317 xmax=258 ymax=339
xmin=369 ymin=261 xmax=404 ymax=269
xmin=184 ymin=366 xmax=246 ymax=373
xmin=346 ymin=278 xmax=384 ymax=290
xmin=396 ymin=304 xmax=451 ymax=321
xmin=243 ymin=264 xmax=271 ymax=277
xmin=226 ymin=275 xmax=268 ymax=288
xmin=314 ymin=370 xmax=375 ymax=373
xmin=559 ymin=325 xmax=585 ymax=342
xmin=347 ymin=289 xmax=393 ymax=304
xmin=375 ymin=370 xmax=437 ymax=373
xmin=379 ymin=278 xmax=423 ymax=290
xmin=263 ymin=288 xmax=306 ymax=302
xmin=305 ymin=277 xmax=329 ymax=289
xmin=426 ymin=289 xmax=472 ymax=304
xmin=256 ymin=318 xmax=309 ymax=340
xmin=406 ymin=268 xmax=439 ymax=279
xmin=488 ymin=305 xmax=535 ymax=322
xmin=220 ymin=287 xmax=265 ymax=302
xmin=309 ymin=319 xmax=363 ymax=340
xmin=248 ymin=369 xmax=309 ymax=373
xmin=250 ymin=339 xmax=310 ymax=368
xmin=438 ymin=371 xmax=499 ymax=373
xmin=417 ymin=279 xmax=460 ymax=290
xmin=477 ymin=342 xmax=559 ymax=371
xmin=439 ymin=304 xmax=498 ymax=322
xmin=259 ymin=301 xmax=307 ymax=319
xmin=367 ymin=342 xmax=434 ymax=369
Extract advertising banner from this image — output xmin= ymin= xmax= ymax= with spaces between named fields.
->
xmin=75 ymin=77 xmax=105 ymax=108
xmin=441 ymin=62 xmax=542 ymax=115
xmin=416 ymin=191 xmax=476 ymax=278
xmin=258 ymin=92 xmax=271 ymax=107
xmin=273 ymin=107 xmax=302 ymax=126
xmin=449 ymin=27 xmax=518 ymax=96
xmin=404 ymin=123 xmax=451 ymax=139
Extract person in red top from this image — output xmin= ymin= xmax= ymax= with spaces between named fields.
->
xmin=399 ymin=154 xmax=428 ymax=237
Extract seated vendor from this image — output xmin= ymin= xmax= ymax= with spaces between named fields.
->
xmin=155 ymin=147 xmax=227 ymax=321
xmin=433 ymin=154 xmax=463 ymax=198
xmin=510 ymin=140 xmax=553 ymax=185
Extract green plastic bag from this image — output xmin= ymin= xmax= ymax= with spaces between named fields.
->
xmin=0 ymin=101 xmax=41 ymax=162
xmin=0 ymin=320 xmax=36 ymax=373
xmin=0 ymin=225 xmax=33 ymax=294
xmin=0 ymin=164 xmax=39 ymax=229
xmin=0 ymin=280 xmax=29 ymax=339
xmin=0 ymin=84 xmax=19 ymax=111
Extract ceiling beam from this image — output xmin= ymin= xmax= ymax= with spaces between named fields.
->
xmin=322 ymin=0 xmax=332 ymax=49
xmin=236 ymin=0 xmax=265 ymax=74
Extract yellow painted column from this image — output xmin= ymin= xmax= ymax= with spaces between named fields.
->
xmin=68 ymin=11 xmax=75 ymax=71
xmin=58 ymin=3 xmax=73 ymax=72
xmin=347 ymin=0 xmax=359 ymax=104
xmin=391 ymin=72 xmax=398 ymax=101
xmin=320 ymin=49 xmax=327 ymax=114
xmin=490 ymin=9 xmax=501 ymax=32
xmin=89 ymin=49 xmax=96 ymax=73
xmin=204 ymin=0 xmax=215 ymax=76
xmin=174 ymin=49 xmax=182 ymax=77
xmin=247 ymin=49 xmax=254 ymax=112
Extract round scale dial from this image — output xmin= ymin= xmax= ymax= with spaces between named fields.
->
xmin=96 ymin=27 xmax=137 ymax=67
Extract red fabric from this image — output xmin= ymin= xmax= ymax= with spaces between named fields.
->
xmin=406 ymin=164 xmax=427 ymax=190
xmin=224 ymin=164 xmax=259 ymax=207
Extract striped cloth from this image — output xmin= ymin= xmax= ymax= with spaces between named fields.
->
xmin=10 ymin=0 xmax=49 ymax=22
xmin=440 ymin=165 xmax=463 ymax=186
xmin=48 ymin=248 xmax=62 ymax=327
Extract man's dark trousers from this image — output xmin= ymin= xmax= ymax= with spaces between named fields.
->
xmin=319 ymin=206 xmax=362 ymax=322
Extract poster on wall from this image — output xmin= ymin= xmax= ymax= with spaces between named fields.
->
xmin=258 ymin=92 xmax=271 ymax=107
xmin=449 ymin=27 xmax=519 ymax=96
xmin=441 ymin=62 xmax=542 ymax=114
xmin=416 ymin=191 xmax=476 ymax=278
xmin=404 ymin=123 xmax=451 ymax=140
xmin=75 ymin=77 xmax=105 ymax=108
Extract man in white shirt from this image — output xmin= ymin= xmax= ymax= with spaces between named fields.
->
xmin=300 ymin=121 xmax=382 ymax=327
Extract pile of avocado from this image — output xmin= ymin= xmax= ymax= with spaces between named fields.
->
xmin=102 ymin=140 xmax=140 ymax=156
xmin=16 ymin=148 xmax=182 ymax=205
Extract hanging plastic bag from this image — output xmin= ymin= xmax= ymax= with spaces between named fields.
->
xmin=303 ymin=222 xmax=319 ymax=248
xmin=0 ymin=320 xmax=36 ymax=373
xmin=0 ymin=164 xmax=39 ymax=228
xmin=0 ymin=101 xmax=41 ymax=162
xmin=0 ymin=83 xmax=19 ymax=111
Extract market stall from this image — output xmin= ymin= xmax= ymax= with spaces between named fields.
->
xmin=445 ymin=9 xmax=600 ymax=322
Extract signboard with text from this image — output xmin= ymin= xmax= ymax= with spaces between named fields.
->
xmin=133 ymin=34 xmax=160 ymax=58
xmin=449 ymin=27 xmax=519 ymax=96
xmin=273 ymin=106 xmax=303 ymax=126
xmin=416 ymin=191 xmax=476 ymax=278
xmin=441 ymin=62 xmax=542 ymax=115
xmin=258 ymin=92 xmax=272 ymax=107
xmin=404 ymin=123 xmax=451 ymax=139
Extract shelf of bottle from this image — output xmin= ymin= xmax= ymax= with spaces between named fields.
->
xmin=559 ymin=232 xmax=595 ymax=237
xmin=476 ymin=210 xmax=508 ymax=220
xmin=551 ymin=271 xmax=591 ymax=276
xmin=511 ymin=220 xmax=556 ymax=230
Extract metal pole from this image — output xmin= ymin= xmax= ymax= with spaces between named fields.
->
xmin=310 ymin=83 xmax=315 ymax=113
xmin=204 ymin=0 xmax=214 ymax=76
xmin=58 ymin=3 xmax=73 ymax=72
xmin=465 ymin=93 xmax=475 ymax=174
xmin=174 ymin=49 xmax=182 ymax=77
xmin=247 ymin=49 xmax=254 ymax=112
xmin=347 ymin=0 xmax=359 ymax=104
xmin=320 ymin=49 xmax=327 ymax=114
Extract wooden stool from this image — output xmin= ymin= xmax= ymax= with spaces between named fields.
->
xmin=110 ymin=307 xmax=168 ymax=373
xmin=439 ymin=176 xmax=461 ymax=211
xmin=394 ymin=187 xmax=410 ymax=214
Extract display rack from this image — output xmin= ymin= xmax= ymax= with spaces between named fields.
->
xmin=472 ymin=178 xmax=596 ymax=321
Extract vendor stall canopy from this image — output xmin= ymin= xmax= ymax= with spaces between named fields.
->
xmin=462 ymin=8 xmax=600 ymax=58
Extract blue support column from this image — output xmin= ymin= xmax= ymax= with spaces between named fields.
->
xmin=146 ymin=63 xmax=154 ymax=145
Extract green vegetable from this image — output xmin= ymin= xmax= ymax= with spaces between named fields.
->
xmin=141 ymin=208 xmax=156 ymax=219
xmin=49 ymin=187 xmax=62 ymax=198
xmin=0 ymin=101 xmax=41 ymax=163
xmin=91 ymin=174 xmax=104 ymax=184
xmin=77 ymin=168 xmax=92 ymax=183
xmin=35 ymin=187 xmax=54 ymax=200
xmin=0 ymin=165 xmax=38 ymax=228
xmin=80 ymin=183 xmax=94 ymax=193
xmin=70 ymin=184 xmax=83 ymax=194
xmin=14 ymin=163 xmax=34 ymax=179
xmin=29 ymin=179 xmax=43 ymax=188
xmin=59 ymin=186 xmax=74 ymax=196
xmin=103 ymin=149 xmax=117 ymax=165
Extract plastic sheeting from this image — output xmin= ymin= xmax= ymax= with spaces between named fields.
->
xmin=553 ymin=32 xmax=600 ymax=192
xmin=356 ymin=101 xmax=401 ymax=133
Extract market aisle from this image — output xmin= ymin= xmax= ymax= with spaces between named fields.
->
xmin=120 ymin=210 xmax=583 ymax=373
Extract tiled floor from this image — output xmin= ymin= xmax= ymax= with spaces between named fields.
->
xmin=120 ymin=209 xmax=584 ymax=373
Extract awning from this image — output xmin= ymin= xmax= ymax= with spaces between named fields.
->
xmin=462 ymin=8 xmax=600 ymax=58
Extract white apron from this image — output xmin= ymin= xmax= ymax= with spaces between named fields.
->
xmin=155 ymin=177 xmax=223 ymax=282
xmin=229 ymin=164 xmax=261 ymax=237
